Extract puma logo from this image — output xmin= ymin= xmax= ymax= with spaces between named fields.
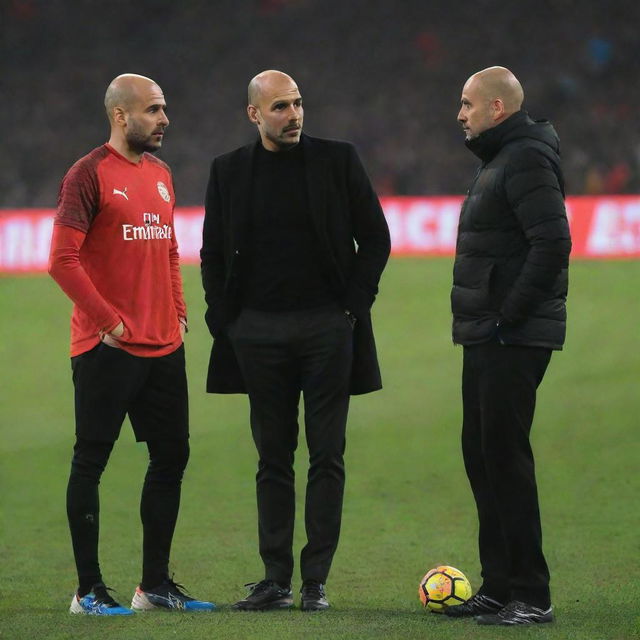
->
xmin=113 ymin=187 xmax=129 ymax=200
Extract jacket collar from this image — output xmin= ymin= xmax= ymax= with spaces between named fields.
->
xmin=465 ymin=110 xmax=530 ymax=163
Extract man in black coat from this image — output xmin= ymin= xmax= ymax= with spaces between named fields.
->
xmin=201 ymin=70 xmax=390 ymax=611
xmin=446 ymin=67 xmax=571 ymax=626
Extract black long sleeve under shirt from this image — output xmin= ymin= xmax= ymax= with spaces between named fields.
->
xmin=241 ymin=142 xmax=335 ymax=311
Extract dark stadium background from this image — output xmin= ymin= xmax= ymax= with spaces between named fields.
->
xmin=2 ymin=0 xmax=638 ymax=207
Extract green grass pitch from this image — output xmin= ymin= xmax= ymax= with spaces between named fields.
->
xmin=1 ymin=258 xmax=639 ymax=639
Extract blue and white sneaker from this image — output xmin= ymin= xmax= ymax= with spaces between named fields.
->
xmin=69 ymin=583 xmax=134 ymax=615
xmin=131 ymin=578 xmax=215 ymax=612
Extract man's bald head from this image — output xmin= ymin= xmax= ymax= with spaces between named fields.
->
xmin=104 ymin=73 xmax=169 ymax=161
xmin=457 ymin=66 xmax=524 ymax=140
xmin=464 ymin=66 xmax=524 ymax=115
xmin=104 ymin=73 xmax=163 ymax=123
xmin=246 ymin=69 xmax=304 ymax=151
xmin=248 ymin=70 xmax=298 ymax=107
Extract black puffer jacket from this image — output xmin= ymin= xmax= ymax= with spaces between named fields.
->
xmin=451 ymin=110 xmax=572 ymax=349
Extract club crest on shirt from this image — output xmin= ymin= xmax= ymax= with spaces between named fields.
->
xmin=157 ymin=181 xmax=171 ymax=203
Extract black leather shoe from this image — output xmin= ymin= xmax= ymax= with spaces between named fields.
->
xmin=444 ymin=593 xmax=505 ymax=617
xmin=232 ymin=580 xmax=293 ymax=611
xmin=476 ymin=600 xmax=553 ymax=625
xmin=300 ymin=580 xmax=329 ymax=611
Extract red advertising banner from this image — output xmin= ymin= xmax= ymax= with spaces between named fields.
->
xmin=1 ymin=196 xmax=639 ymax=273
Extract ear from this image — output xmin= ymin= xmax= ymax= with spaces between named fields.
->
xmin=113 ymin=106 xmax=128 ymax=127
xmin=247 ymin=104 xmax=260 ymax=125
xmin=491 ymin=98 xmax=506 ymax=122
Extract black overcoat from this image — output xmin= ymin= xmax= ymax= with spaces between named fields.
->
xmin=201 ymin=134 xmax=391 ymax=394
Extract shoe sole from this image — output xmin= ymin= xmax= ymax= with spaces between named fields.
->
xmin=476 ymin=613 xmax=554 ymax=625
xmin=232 ymin=600 xmax=294 ymax=611
xmin=445 ymin=607 xmax=502 ymax=618
xmin=477 ymin=617 xmax=553 ymax=625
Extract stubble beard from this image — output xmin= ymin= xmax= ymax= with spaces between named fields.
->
xmin=275 ymin=130 xmax=301 ymax=151
xmin=126 ymin=126 xmax=163 ymax=155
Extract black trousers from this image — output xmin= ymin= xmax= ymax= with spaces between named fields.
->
xmin=462 ymin=341 xmax=552 ymax=609
xmin=67 ymin=437 xmax=189 ymax=593
xmin=71 ymin=343 xmax=188 ymax=442
xmin=229 ymin=305 xmax=353 ymax=585
xmin=67 ymin=343 xmax=189 ymax=593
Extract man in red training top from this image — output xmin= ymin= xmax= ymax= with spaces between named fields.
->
xmin=49 ymin=73 xmax=214 ymax=615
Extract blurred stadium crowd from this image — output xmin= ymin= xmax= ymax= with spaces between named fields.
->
xmin=2 ymin=0 xmax=638 ymax=206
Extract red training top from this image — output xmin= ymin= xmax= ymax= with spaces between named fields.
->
xmin=49 ymin=144 xmax=187 ymax=358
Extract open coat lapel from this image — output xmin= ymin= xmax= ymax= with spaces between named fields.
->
xmin=230 ymin=140 xmax=259 ymax=251
xmin=302 ymin=135 xmax=330 ymax=245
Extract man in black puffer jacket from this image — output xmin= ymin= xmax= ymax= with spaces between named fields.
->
xmin=445 ymin=67 xmax=571 ymax=626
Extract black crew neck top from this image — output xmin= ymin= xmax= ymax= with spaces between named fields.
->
xmin=241 ymin=142 xmax=334 ymax=311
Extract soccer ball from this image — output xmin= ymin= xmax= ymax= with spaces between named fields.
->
xmin=418 ymin=565 xmax=472 ymax=613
